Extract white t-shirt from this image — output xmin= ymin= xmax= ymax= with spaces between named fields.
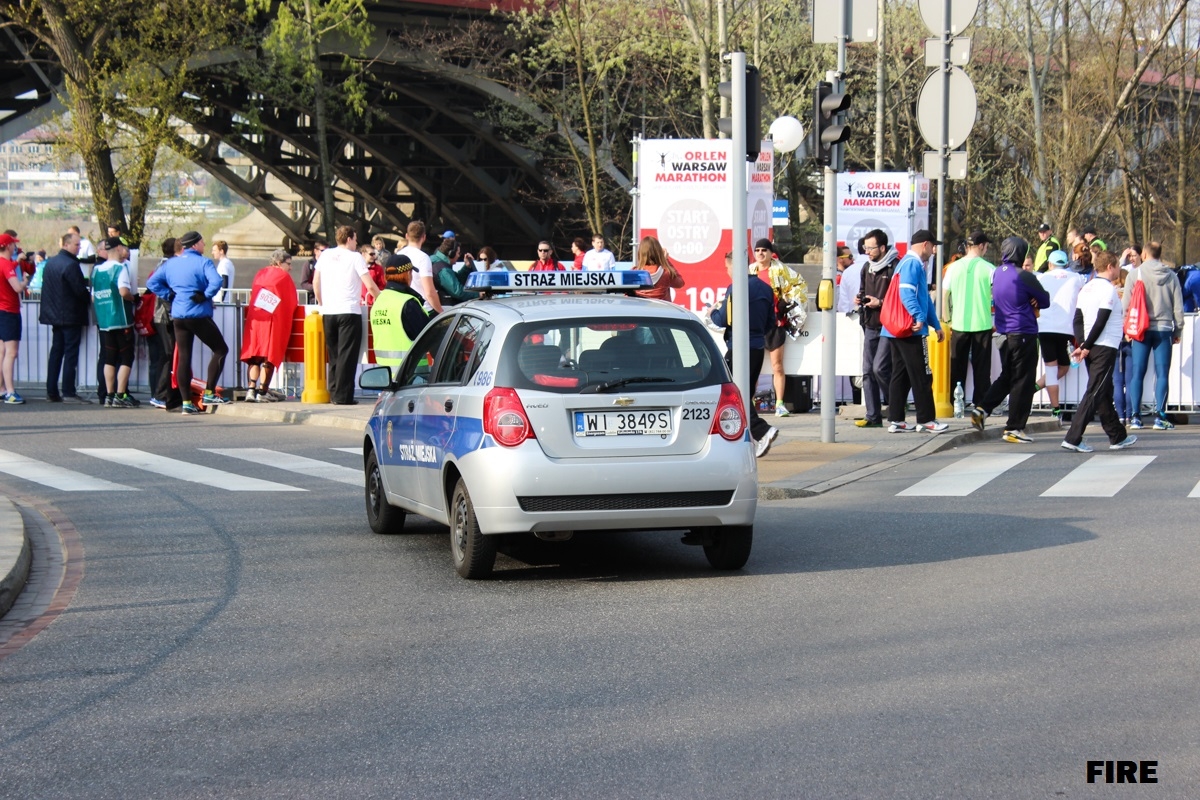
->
xmin=582 ymin=248 xmax=616 ymax=271
xmin=315 ymin=246 xmax=369 ymax=315
xmin=215 ymin=256 xmax=235 ymax=302
xmin=1036 ymin=268 xmax=1085 ymax=335
xmin=399 ymin=244 xmax=435 ymax=304
xmin=1075 ymin=276 xmax=1123 ymax=349
xmin=836 ymin=260 xmax=863 ymax=313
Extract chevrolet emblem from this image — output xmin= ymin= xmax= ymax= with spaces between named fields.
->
xmin=613 ymin=397 xmax=635 ymax=406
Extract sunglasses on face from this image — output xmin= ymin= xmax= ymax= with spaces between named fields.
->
xmin=538 ymin=248 xmax=551 ymax=253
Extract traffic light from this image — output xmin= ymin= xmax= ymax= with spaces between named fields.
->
xmin=718 ymin=65 xmax=762 ymax=162
xmin=813 ymin=81 xmax=852 ymax=169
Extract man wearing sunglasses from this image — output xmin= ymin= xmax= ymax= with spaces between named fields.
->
xmin=530 ymin=241 xmax=562 ymax=272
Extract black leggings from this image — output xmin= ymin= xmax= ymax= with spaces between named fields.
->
xmin=173 ymin=317 xmax=229 ymax=395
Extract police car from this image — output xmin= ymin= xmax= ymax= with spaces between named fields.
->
xmin=358 ymin=269 xmax=758 ymax=578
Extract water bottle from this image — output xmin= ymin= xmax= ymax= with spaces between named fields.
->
xmin=952 ymin=382 xmax=965 ymax=418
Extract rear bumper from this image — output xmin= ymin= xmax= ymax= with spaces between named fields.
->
xmin=457 ymin=438 xmax=758 ymax=534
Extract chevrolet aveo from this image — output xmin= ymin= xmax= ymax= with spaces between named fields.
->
xmin=359 ymin=270 xmax=758 ymax=578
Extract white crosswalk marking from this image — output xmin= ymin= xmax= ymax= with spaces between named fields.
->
xmin=203 ymin=449 xmax=361 ymax=486
xmin=898 ymin=453 xmax=1034 ymax=497
xmin=0 ymin=449 xmax=137 ymax=492
xmin=74 ymin=449 xmax=305 ymax=492
xmin=1189 ymin=480 xmax=1200 ymax=499
xmin=330 ymin=447 xmax=361 ymax=454
xmin=1041 ymin=455 xmax=1156 ymax=498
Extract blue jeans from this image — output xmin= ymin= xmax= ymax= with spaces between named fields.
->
xmin=1128 ymin=330 xmax=1174 ymax=419
xmin=1112 ymin=341 xmax=1131 ymax=419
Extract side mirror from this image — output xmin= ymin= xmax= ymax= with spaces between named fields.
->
xmin=359 ymin=365 xmax=393 ymax=390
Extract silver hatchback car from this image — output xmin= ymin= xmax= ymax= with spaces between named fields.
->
xmin=359 ymin=270 xmax=758 ymax=578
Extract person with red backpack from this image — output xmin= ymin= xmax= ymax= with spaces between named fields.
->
xmin=1121 ymin=241 xmax=1184 ymax=430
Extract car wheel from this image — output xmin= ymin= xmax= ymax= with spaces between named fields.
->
xmin=449 ymin=478 xmax=496 ymax=579
xmin=701 ymin=525 xmax=753 ymax=570
xmin=365 ymin=449 xmax=406 ymax=534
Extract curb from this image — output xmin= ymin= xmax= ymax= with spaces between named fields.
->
xmin=0 ymin=497 xmax=31 ymax=619
xmin=211 ymin=402 xmax=371 ymax=432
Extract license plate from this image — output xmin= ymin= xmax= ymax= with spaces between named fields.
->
xmin=574 ymin=409 xmax=672 ymax=437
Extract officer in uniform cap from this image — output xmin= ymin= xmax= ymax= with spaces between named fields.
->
xmin=370 ymin=253 xmax=432 ymax=371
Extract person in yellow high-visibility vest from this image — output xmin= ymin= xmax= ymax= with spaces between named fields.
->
xmin=370 ymin=254 xmax=432 ymax=371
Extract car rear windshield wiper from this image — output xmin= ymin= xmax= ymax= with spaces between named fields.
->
xmin=580 ymin=376 xmax=676 ymax=394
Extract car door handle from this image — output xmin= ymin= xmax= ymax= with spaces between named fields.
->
xmin=407 ymin=400 xmax=415 ymax=412
xmin=444 ymin=399 xmax=453 ymax=412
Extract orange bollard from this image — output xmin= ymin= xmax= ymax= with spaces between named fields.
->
xmin=301 ymin=310 xmax=331 ymax=404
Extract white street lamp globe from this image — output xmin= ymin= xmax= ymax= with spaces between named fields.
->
xmin=769 ymin=116 xmax=805 ymax=153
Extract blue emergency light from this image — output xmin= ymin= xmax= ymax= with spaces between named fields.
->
xmin=466 ymin=269 xmax=653 ymax=292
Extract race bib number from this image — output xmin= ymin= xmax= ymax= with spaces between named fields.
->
xmin=254 ymin=288 xmax=281 ymax=314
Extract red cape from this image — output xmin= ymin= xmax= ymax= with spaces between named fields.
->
xmin=240 ymin=267 xmax=298 ymax=365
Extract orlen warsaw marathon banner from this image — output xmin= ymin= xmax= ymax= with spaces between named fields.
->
xmin=636 ymin=139 xmax=773 ymax=312
xmin=836 ymin=171 xmax=930 ymax=266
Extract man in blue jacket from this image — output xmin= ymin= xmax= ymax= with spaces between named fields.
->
xmin=881 ymin=230 xmax=947 ymax=434
xmin=39 ymin=231 xmax=93 ymax=403
xmin=709 ymin=252 xmax=779 ymax=457
xmin=146 ymin=230 xmax=229 ymax=415
xmin=968 ymin=236 xmax=1051 ymax=442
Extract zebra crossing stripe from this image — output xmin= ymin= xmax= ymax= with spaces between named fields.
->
xmin=898 ymin=453 xmax=1034 ymax=497
xmin=1040 ymin=455 xmax=1156 ymax=498
xmin=73 ymin=449 xmax=305 ymax=492
xmin=203 ymin=449 xmax=361 ymax=486
xmin=330 ymin=447 xmax=360 ymax=454
xmin=1189 ymin=480 xmax=1200 ymax=499
xmin=0 ymin=449 xmax=137 ymax=492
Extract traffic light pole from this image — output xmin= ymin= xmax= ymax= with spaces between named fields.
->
xmin=819 ymin=34 xmax=848 ymax=444
xmin=728 ymin=52 xmax=750 ymax=423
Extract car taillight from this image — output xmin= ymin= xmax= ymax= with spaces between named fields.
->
xmin=710 ymin=382 xmax=746 ymax=441
xmin=483 ymin=387 xmax=536 ymax=447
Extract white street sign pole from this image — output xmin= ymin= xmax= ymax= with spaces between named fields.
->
xmin=935 ymin=0 xmax=951 ymax=318
xmin=729 ymin=52 xmax=750 ymax=422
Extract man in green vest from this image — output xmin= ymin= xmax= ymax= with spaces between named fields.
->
xmin=1033 ymin=223 xmax=1061 ymax=272
xmin=942 ymin=230 xmax=997 ymax=408
xmin=92 ymin=236 xmax=140 ymax=407
xmin=370 ymin=253 xmax=431 ymax=372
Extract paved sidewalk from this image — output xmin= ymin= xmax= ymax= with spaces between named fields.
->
xmin=212 ymin=397 xmax=1069 ymax=498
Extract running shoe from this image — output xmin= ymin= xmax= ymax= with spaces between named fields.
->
xmin=888 ymin=421 xmax=914 ymax=433
xmin=121 ymin=393 xmax=140 ymax=407
xmin=3 ymin=392 xmax=24 ymax=405
xmin=915 ymin=421 xmax=948 ymax=434
xmin=265 ymin=389 xmax=287 ymax=401
xmin=256 ymin=390 xmax=278 ymax=403
xmin=149 ymin=397 xmax=167 ymax=409
xmin=854 ymin=418 xmax=882 ymax=428
xmin=1109 ymin=436 xmax=1138 ymax=450
xmin=245 ymin=389 xmax=258 ymax=402
xmin=774 ymin=403 xmax=790 ymax=418
xmin=1060 ymin=440 xmax=1094 ymax=453
xmin=969 ymin=406 xmax=986 ymax=432
xmin=754 ymin=427 xmax=779 ymax=458
xmin=1128 ymin=418 xmax=1145 ymax=430
xmin=111 ymin=395 xmax=136 ymax=408
xmin=202 ymin=392 xmax=231 ymax=406
xmin=103 ymin=397 xmax=114 ymax=408
xmin=1153 ymin=417 xmax=1175 ymax=431
xmin=180 ymin=402 xmax=202 ymax=415
xmin=1002 ymin=429 xmax=1034 ymax=443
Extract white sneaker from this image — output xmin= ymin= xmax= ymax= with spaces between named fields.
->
xmin=755 ymin=427 xmax=779 ymax=458
xmin=1109 ymin=435 xmax=1137 ymax=450
xmin=774 ymin=404 xmax=790 ymax=417
xmin=888 ymin=421 xmax=913 ymax=433
xmin=1060 ymin=440 xmax=1094 ymax=453
xmin=915 ymin=421 xmax=949 ymax=434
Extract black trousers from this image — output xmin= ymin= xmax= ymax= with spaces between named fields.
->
xmin=46 ymin=324 xmax=83 ymax=399
xmin=155 ymin=314 xmax=183 ymax=407
xmin=173 ymin=317 xmax=229 ymax=397
xmin=980 ymin=333 xmax=1039 ymax=431
xmin=1064 ymin=345 xmax=1127 ymax=446
xmin=950 ymin=328 xmax=993 ymax=407
xmin=725 ymin=347 xmax=772 ymax=442
xmin=324 ymin=313 xmax=363 ymax=404
xmin=887 ymin=335 xmax=936 ymax=425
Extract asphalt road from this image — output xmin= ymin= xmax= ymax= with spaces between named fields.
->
xmin=1 ymin=404 xmax=1197 ymax=798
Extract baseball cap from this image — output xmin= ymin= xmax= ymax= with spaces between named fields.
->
xmin=1037 ymin=223 xmax=1052 ymax=233
xmin=965 ymin=230 xmax=990 ymax=246
xmin=178 ymin=230 xmax=203 ymax=248
xmin=384 ymin=253 xmax=413 ymax=275
xmin=0 ymin=233 xmax=19 ymax=248
xmin=440 ymin=230 xmax=456 ymax=239
xmin=1048 ymin=249 xmax=1069 ymax=267
xmin=911 ymin=229 xmax=941 ymax=245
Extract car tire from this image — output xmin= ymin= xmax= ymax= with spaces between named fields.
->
xmin=365 ymin=449 xmax=406 ymax=534
xmin=701 ymin=525 xmax=753 ymax=571
xmin=450 ymin=478 xmax=496 ymax=579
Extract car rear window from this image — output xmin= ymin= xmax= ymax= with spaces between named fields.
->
xmin=502 ymin=318 xmax=724 ymax=393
